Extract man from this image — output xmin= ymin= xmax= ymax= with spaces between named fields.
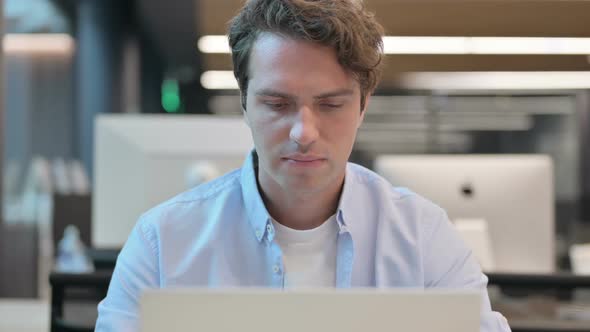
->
xmin=95 ymin=0 xmax=511 ymax=331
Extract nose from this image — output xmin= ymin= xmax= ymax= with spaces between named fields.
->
xmin=289 ymin=105 xmax=319 ymax=148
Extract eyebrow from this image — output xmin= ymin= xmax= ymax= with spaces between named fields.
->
xmin=255 ymin=88 xmax=354 ymax=99
xmin=255 ymin=89 xmax=293 ymax=99
xmin=314 ymin=89 xmax=354 ymax=99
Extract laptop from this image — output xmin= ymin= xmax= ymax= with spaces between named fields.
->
xmin=140 ymin=289 xmax=481 ymax=332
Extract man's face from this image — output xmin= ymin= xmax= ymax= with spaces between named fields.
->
xmin=244 ymin=33 xmax=366 ymax=196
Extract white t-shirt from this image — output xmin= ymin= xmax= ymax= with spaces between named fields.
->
xmin=271 ymin=214 xmax=339 ymax=288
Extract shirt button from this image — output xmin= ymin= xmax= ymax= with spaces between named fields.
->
xmin=255 ymin=229 xmax=262 ymax=238
xmin=273 ymin=265 xmax=281 ymax=274
xmin=266 ymin=224 xmax=273 ymax=234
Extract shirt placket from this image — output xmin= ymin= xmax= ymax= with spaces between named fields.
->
xmin=264 ymin=223 xmax=285 ymax=288
xmin=336 ymin=227 xmax=354 ymax=288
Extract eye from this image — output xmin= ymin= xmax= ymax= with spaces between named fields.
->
xmin=320 ymin=103 xmax=343 ymax=110
xmin=263 ymin=101 xmax=289 ymax=111
xmin=264 ymin=102 xmax=288 ymax=111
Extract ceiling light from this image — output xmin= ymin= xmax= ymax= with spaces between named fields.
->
xmin=3 ymin=33 xmax=74 ymax=54
xmin=401 ymin=72 xmax=590 ymax=90
xmin=201 ymin=71 xmax=238 ymax=90
xmin=198 ymin=35 xmax=590 ymax=55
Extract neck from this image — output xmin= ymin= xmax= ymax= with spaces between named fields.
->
xmin=258 ymin=174 xmax=344 ymax=231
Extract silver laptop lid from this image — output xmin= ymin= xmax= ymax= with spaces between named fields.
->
xmin=140 ymin=289 xmax=480 ymax=332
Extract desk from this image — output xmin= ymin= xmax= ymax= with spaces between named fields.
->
xmin=0 ymin=299 xmax=49 ymax=332
xmin=488 ymin=272 xmax=590 ymax=290
xmin=509 ymin=319 xmax=590 ymax=332
xmin=49 ymin=271 xmax=112 ymax=331
xmin=488 ymin=273 xmax=590 ymax=332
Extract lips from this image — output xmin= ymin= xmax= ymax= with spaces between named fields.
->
xmin=280 ymin=154 xmax=327 ymax=169
xmin=283 ymin=154 xmax=325 ymax=162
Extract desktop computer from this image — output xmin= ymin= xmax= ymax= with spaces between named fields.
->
xmin=93 ymin=114 xmax=253 ymax=249
xmin=374 ymin=154 xmax=555 ymax=273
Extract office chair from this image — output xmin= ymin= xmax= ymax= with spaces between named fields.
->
xmin=49 ymin=271 xmax=112 ymax=332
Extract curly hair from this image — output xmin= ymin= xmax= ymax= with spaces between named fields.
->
xmin=228 ymin=0 xmax=384 ymax=111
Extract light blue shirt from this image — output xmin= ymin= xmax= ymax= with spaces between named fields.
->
xmin=96 ymin=151 xmax=511 ymax=331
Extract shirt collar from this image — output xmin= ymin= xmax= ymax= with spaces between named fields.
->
xmin=240 ymin=150 xmax=272 ymax=242
xmin=240 ymin=151 xmax=360 ymax=241
xmin=335 ymin=163 xmax=362 ymax=234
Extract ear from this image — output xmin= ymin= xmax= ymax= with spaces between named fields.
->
xmin=243 ymin=104 xmax=252 ymax=129
xmin=243 ymin=110 xmax=251 ymax=128
xmin=358 ymin=95 xmax=370 ymax=129
xmin=241 ymin=92 xmax=247 ymax=113
xmin=240 ymin=91 xmax=251 ymax=126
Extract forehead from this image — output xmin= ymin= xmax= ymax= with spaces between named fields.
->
xmin=247 ymin=33 xmax=357 ymax=93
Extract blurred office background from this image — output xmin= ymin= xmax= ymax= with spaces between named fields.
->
xmin=2 ymin=0 xmax=590 ymax=331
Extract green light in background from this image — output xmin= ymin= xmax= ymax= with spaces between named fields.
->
xmin=162 ymin=79 xmax=181 ymax=113
xmin=162 ymin=93 xmax=180 ymax=112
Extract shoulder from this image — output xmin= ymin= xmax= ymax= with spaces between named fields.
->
xmin=346 ymin=162 xmax=439 ymax=204
xmin=136 ymin=168 xmax=243 ymax=231
xmin=346 ymin=162 xmax=448 ymax=229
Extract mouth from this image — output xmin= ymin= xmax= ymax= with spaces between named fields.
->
xmin=282 ymin=155 xmax=327 ymax=168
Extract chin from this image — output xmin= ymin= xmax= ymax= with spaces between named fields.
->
xmin=281 ymin=176 xmax=333 ymax=194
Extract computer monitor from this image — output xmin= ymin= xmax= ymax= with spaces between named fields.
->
xmin=140 ymin=289 xmax=480 ymax=332
xmin=93 ymin=114 xmax=253 ymax=249
xmin=374 ymin=154 xmax=555 ymax=273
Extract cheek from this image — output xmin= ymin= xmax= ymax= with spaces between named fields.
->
xmin=250 ymin=117 xmax=286 ymax=150
xmin=326 ymin=114 xmax=360 ymax=139
xmin=257 ymin=113 xmax=291 ymax=135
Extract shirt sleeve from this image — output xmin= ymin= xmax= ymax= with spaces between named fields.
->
xmin=423 ymin=208 xmax=512 ymax=332
xmin=95 ymin=218 xmax=160 ymax=332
